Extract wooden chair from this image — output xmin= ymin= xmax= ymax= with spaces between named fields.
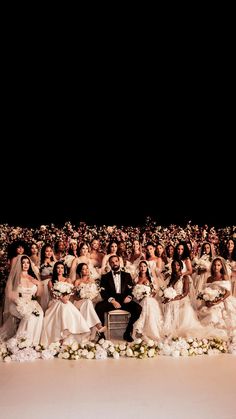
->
xmin=105 ymin=309 xmax=130 ymax=340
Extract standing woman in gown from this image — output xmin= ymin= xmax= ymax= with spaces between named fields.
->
xmin=7 ymin=240 xmax=27 ymax=272
xmin=220 ymin=238 xmax=236 ymax=297
xmin=192 ymin=242 xmax=214 ymax=297
xmin=70 ymin=242 xmax=100 ymax=283
xmin=89 ymin=238 xmax=105 ymax=270
xmin=129 ymin=240 xmax=145 ymax=266
xmin=0 ymin=255 xmax=43 ymax=346
xmin=173 ymin=241 xmax=195 ymax=306
xmin=39 ymin=244 xmax=56 ymax=312
xmin=64 ymin=239 xmax=79 ymax=275
xmin=100 ymin=240 xmax=124 ymax=275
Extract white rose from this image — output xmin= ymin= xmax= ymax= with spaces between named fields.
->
xmin=62 ymin=352 xmax=70 ymax=359
xmin=148 ymin=348 xmax=155 ymax=357
xmin=113 ymin=351 xmax=119 ymax=359
xmin=86 ymin=352 xmax=95 ymax=359
xmin=119 ymin=343 xmax=126 ymax=351
xmin=126 ymin=348 xmax=133 ymax=357
xmin=172 ymin=350 xmax=180 ymax=357
xmin=71 ymin=342 xmax=79 ymax=351
xmin=4 ymin=356 xmax=12 ymax=363
xmin=102 ymin=341 xmax=109 ymax=349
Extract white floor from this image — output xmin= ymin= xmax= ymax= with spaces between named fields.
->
xmin=0 ymin=354 xmax=236 ymax=419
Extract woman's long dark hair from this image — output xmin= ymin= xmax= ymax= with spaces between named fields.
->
xmin=51 ymin=261 xmax=67 ymax=284
xmin=168 ymin=259 xmax=183 ymax=287
xmin=20 ymin=256 xmax=37 ymax=279
xmin=138 ymin=260 xmax=152 ymax=283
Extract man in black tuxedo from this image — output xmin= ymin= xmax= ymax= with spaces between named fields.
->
xmin=95 ymin=255 xmax=142 ymax=342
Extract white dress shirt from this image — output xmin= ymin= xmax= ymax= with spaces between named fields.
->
xmin=113 ymin=271 xmax=121 ymax=294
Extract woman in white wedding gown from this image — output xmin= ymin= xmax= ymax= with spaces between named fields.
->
xmin=0 ymin=255 xmax=43 ymax=346
xmin=132 ymin=261 xmax=163 ymax=341
xmin=163 ymin=259 xmax=224 ymax=340
xmin=69 ymin=242 xmax=100 ymax=283
xmin=198 ymin=257 xmax=236 ymax=336
xmin=74 ymin=263 xmax=106 ymax=340
xmin=40 ymin=261 xmax=90 ymax=347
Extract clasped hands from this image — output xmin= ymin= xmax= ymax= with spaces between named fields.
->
xmin=112 ymin=296 xmax=132 ymax=308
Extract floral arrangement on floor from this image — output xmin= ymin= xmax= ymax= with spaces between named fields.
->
xmin=76 ymin=282 xmax=100 ymax=300
xmin=158 ymin=337 xmax=229 ymax=357
xmin=1 ymin=335 xmax=233 ymax=362
xmin=0 ymin=333 xmax=59 ymax=362
xmin=58 ymin=337 xmax=159 ymax=360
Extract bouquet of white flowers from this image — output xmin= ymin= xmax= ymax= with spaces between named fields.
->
xmin=132 ymin=284 xmax=151 ymax=301
xmin=161 ymin=286 xmax=177 ymax=301
xmin=77 ymin=282 xmax=100 ymax=300
xmin=197 ymin=287 xmax=225 ymax=302
xmin=52 ymin=281 xmax=74 ymax=299
xmin=193 ymin=255 xmax=211 ymax=274
xmin=16 ymin=297 xmax=41 ymax=318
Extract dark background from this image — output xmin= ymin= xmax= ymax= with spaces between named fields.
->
xmin=1 ymin=137 xmax=234 ymax=229
xmin=1 ymin=75 xmax=234 ymax=229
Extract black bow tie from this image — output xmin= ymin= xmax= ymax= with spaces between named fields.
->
xmin=113 ymin=271 xmax=120 ymax=275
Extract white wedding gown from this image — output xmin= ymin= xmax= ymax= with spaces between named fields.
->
xmin=74 ymin=298 xmax=101 ymax=341
xmin=163 ymin=277 xmax=225 ymax=340
xmin=9 ymin=284 xmax=44 ymax=346
xmin=198 ymin=280 xmax=236 ymax=336
xmin=40 ymin=295 xmax=90 ymax=347
xmin=133 ymin=296 xmax=164 ymax=341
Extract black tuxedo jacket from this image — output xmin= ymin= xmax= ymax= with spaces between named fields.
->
xmin=100 ymin=270 xmax=133 ymax=302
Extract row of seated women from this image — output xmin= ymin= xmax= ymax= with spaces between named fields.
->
xmin=8 ymin=237 xmax=236 ymax=318
xmin=0 ymin=256 xmax=105 ymax=347
xmin=0 ymin=253 xmax=236 ymax=348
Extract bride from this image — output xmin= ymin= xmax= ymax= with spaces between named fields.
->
xmin=0 ymin=255 xmax=44 ymax=346
xmin=132 ymin=260 xmax=163 ymax=341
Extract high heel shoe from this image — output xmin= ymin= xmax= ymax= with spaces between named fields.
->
xmin=96 ymin=325 xmax=107 ymax=334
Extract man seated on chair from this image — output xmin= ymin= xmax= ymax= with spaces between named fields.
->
xmin=95 ymin=255 xmax=142 ymax=342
